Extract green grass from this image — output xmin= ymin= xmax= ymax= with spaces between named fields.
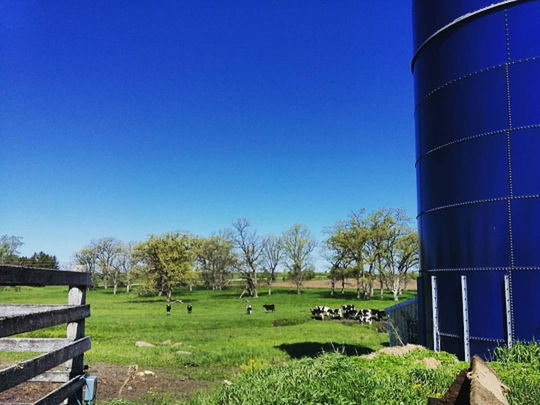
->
xmin=0 ymin=285 xmax=411 ymax=380
xmin=102 ymin=343 xmax=540 ymax=404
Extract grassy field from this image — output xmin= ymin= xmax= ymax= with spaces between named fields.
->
xmin=1 ymin=286 xmax=538 ymax=404
xmin=0 ymin=285 xmax=412 ymax=382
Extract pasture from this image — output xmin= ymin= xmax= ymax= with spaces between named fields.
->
xmin=0 ymin=285 xmax=413 ymax=402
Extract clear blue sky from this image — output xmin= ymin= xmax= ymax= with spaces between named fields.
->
xmin=1 ymin=1 xmax=415 ymax=266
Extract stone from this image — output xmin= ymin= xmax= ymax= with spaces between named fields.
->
xmin=172 ymin=342 xmax=183 ymax=347
xmin=175 ymin=350 xmax=192 ymax=355
xmin=143 ymin=370 xmax=155 ymax=376
xmin=135 ymin=341 xmax=154 ymax=347
xmin=162 ymin=340 xmax=172 ymax=345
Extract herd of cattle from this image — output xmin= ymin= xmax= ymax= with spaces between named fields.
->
xmin=311 ymin=304 xmax=387 ymax=324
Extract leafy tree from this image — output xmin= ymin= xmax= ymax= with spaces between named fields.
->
xmin=18 ymin=251 xmax=59 ymax=269
xmin=133 ymin=232 xmax=197 ymax=303
xmin=229 ymin=219 xmax=262 ymax=298
xmin=261 ymin=234 xmax=283 ymax=296
xmin=0 ymin=235 xmax=23 ymax=264
xmin=198 ymin=235 xmax=236 ymax=290
xmin=281 ymin=223 xmax=316 ymax=294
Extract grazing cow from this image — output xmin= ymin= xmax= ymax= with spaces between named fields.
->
xmin=187 ymin=305 xmax=193 ymax=313
xmin=246 ymin=304 xmax=253 ymax=315
xmin=263 ymin=304 xmax=275 ymax=312
xmin=342 ymin=304 xmax=355 ymax=312
xmin=166 ymin=304 xmax=171 ymax=315
xmin=311 ymin=306 xmax=331 ymax=320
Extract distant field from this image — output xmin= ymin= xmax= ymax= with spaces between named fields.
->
xmin=0 ymin=285 xmax=415 ymax=402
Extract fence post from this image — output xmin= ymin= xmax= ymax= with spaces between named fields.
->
xmin=431 ymin=275 xmax=440 ymax=352
xmin=460 ymin=275 xmax=470 ymax=361
xmin=66 ymin=283 xmax=86 ymax=405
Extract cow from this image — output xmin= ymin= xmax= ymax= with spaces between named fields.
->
xmin=246 ymin=304 xmax=253 ymax=315
xmin=166 ymin=304 xmax=171 ymax=315
xmin=311 ymin=306 xmax=331 ymax=320
xmin=263 ymin=304 xmax=275 ymax=312
xmin=187 ymin=305 xmax=193 ymax=313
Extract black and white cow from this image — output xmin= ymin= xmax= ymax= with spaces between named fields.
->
xmin=187 ymin=305 xmax=193 ymax=313
xmin=263 ymin=304 xmax=275 ymax=312
xmin=246 ymin=304 xmax=253 ymax=315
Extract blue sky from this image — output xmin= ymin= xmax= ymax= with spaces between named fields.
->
xmin=1 ymin=1 xmax=415 ymax=266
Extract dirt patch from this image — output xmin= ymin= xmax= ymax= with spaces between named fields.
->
xmin=0 ymin=362 xmax=215 ymax=404
xmin=271 ymin=278 xmax=418 ymax=290
xmin=415 ymin=357 xmax=442 ymax=369
xmin=361 ymin=343 xmax=425 ymax=359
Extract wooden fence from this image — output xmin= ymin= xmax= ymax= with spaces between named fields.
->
xmin=0 ymin=265 xmax=91 ymax=404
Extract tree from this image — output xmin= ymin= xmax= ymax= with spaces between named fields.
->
xmin=74 ymin=247 xmax=98 ymax=287
xmin=281 ymin=223 xmax=317 ymax=294
xmin=0 ymin=235 xmax=23 ymax=264
xmin=18 ymin=251 xmax=59 ymax=269
xmin=261 ymin=234 xmax=283 ymax=296
xmin=94 ymin=238 xmax=123 ymax=289
xmin=323 ymin=223 xmax=352 ymax=296
xmin=229 ymin=219 xmax=262 ymax=298
xmin=382 ymin=227 xmax=419 ymax=301
xmin=133 ymin=232 xmax=197 ymax=303
xmin=198 ymin=235 xmax=236 ymax=290
xmin=110 ymin=243 xmax=133 ymax=295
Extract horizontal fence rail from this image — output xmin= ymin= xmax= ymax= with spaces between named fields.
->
xmin=0 ymin=265 xmax=91 ymax=287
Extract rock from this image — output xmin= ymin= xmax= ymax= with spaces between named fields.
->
xmin=415 ymin=357 xmax=442 ymax=370
xmin=127 ymin=386 xmax=133 ymax=391
xmin=136 ymin=371 xmax=145 ymax=377
xmin=172 ymin=342 xmax=183 ymax=347
xmin=175 ymin=350 xmax=192 ymax=355
xmin=162 ymin=340 xmax=172 ymax=345
xmin=135 ymin=341 xmax=154 ymax=347
xmin=143 ymin=370 xmax=155 ymax=376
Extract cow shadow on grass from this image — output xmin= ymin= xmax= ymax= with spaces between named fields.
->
xmin=276 ymin=342 xmax=373 ymax=358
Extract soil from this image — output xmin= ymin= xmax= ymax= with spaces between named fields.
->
xmin=0 ymin=362 xmax=215 ymax=404
xmin=361 ymin=343 xmax=425 ymax=359
xmin=271 ymin=278 xmax=418 ymax=291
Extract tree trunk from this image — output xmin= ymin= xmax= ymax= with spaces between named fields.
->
xmin=166 ymin=288 xmax=172 ymax=303
xmin=341 ymin=277 xmax=345 ymax=294
xmin=356 ymin=273 xmax=361 ymax=299
xmin=113 ymin=280 xmax=118 ymax=295
xmin=189 ymin=284 xmax=193 ymax=292
xmin=268 ymin=284 xmax=272 ymax=295
xmin=126 ymin=282 xmax=131 ymax=293
xmin=330 ymin=277 xmax=335 ymax=296
xmin=296 ymin=284 xmax=301 ymax=295
xmin=253 ymin=279 xmax=258 ymax=297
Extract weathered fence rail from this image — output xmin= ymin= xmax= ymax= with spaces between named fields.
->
xmin=0 ymin=265 xmax=91 ymax=404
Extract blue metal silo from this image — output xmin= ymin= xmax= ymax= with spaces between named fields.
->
xmin=413 ymin=0 xmax=540 ymax=360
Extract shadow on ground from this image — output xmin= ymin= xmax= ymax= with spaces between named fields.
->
xmin=276 ymin=342 xmax=373 ymax=358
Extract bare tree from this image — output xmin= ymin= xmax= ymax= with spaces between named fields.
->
xmin=229 ymin=219 xmax=262 ymax=298
xmin=74 ymin=247 xmax=98 ymax=288
xmin=111 ymin=243 xmax=133 ymax=295
xmin=94 ymin=237 xmax=123 ymax=289
xmin=261 ymin=234 xmax=283 ymax=296
xmin=281 ymin=223 xmax=316 ymax=295
xmin=383 ymin=229 xmax=419 ymax=301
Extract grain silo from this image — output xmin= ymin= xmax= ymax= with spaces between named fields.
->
xmin=413 ymin=0 xmax=540 ymax=360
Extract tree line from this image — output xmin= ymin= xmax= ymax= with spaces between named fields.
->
xmin=72 ymin=219 xmax=317 ymax=301
xmin=0 ymin=235 xmax=59 ymax=269
xmin=71 ymin=208 xmax=417 ymax=302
